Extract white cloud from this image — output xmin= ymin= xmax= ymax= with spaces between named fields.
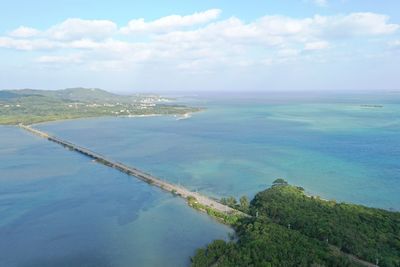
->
xmin=47 ymin=18 xmax=117 ymax=41
xmin=304 ymin=41 xmax=330 ymax=50
xmin=256 ymin=13 xmax=398 ymax=41
xmin=120 ymin=9 xmax=221 ymax=34
xmin=388 ymin=40 xmax=400 ymax=48
xmin=155 ymin=12 xmax=398 ymax=49
xmin=69 ymin=38 xmax=101 ymax=49
xmin=0 ymin=37 xmax=57 ymax=50
xmin=36 ymin=54 xmax=83 ymax=64
xmin=9 ymin=26 xmax=40 ymax=38
xmin=318 ymin=13 xmax=399 ymax=38
xmin=278 ymin=48 xmax=300 ymax=57
xmin=0 ymin=10 xmax=398 ymax=71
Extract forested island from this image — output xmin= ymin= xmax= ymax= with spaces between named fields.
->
xmin=192 ymin=179 xmax=400 ymax=267
xmin=0 ymin=88 xmax=200 ymax=125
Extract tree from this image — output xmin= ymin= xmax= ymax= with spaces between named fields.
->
xmin=221 ymin=196 xmax=237 ymax=207
xmin=239 ymin=196 xmax=250 ymax=212
xmin=272 ymin=178 xmax=288 ymax=186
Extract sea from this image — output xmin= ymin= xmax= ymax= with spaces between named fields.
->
xmin=1 ymin=91 xmax=399 ymax=266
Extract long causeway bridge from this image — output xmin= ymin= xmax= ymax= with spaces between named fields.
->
xmin=19 ymin=124 xmax=240 ymax=216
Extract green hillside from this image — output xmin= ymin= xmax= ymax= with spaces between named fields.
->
xmin=191 ymin=181 xmax=400 ymax=267
xmin=1 ymin=87 xmax=158 ymax=103
xmin=0 ymin=88 xmax=200 ymax=124
xmin=251 ymin=182 xmax=400 ymax=266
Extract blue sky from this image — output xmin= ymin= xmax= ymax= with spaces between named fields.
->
xmin=1 ymin=0 xmax=399 ymax=92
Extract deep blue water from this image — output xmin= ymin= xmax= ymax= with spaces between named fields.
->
xmin=0 ymin=127 xmax=231 ymax=267
xmin=1 ymin=91 xmax=400 ymax=266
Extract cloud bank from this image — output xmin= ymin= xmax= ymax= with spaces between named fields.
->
xmin=0 ymin=9 xmax=398 ymax=74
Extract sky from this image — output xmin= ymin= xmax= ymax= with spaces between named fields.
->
xmin=0 ymin=0 xmax=399 ymax=93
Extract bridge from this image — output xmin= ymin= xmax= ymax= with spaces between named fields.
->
xmin=19 ymin=124 xmax=241 ymax=216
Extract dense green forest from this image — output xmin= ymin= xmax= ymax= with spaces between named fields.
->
xmin=0 ymin=88 xmax=200 ymax=124
xmin=191 ymin=180 xmax=400 ymax=267
xmin=192 ymin=218 xmax=355 ymax=267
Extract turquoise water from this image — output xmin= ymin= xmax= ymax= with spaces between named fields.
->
xmin=1 ymin=91 xmax=399 ymax=266
xmin=0 ymin=127 xmax=232 ymax=267
xmin=37 ymin=92 xmax=400 ymax=210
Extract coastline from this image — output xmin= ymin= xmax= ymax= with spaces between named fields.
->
xmin=175 ymin=112 xmax=193 ymax=120
xmin=5 ymin=111 xmax=197 ymax=127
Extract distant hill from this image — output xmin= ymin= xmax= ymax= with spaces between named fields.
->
xmin=0 ymin=87 xmax=145 ymax=103
xmin=55 ymin=88 xmax=124 ymax=102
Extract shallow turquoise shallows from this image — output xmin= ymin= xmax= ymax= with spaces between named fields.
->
xmin=1 ymin=91 xmax=399 ymax=266
xmin=38 ymin=92 xmax=400 ymax=210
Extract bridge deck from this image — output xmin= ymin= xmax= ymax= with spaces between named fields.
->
xmin=19 ymin=124 xmax=240 ymax=215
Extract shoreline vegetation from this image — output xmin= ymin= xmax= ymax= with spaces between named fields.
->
xmin=186 ymin=196 xmax=245 ymax=225
xmin=191 ymin=179 xmax=400 ymax=267
xmin=0 ymin=87 xmax=202 ymax=125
